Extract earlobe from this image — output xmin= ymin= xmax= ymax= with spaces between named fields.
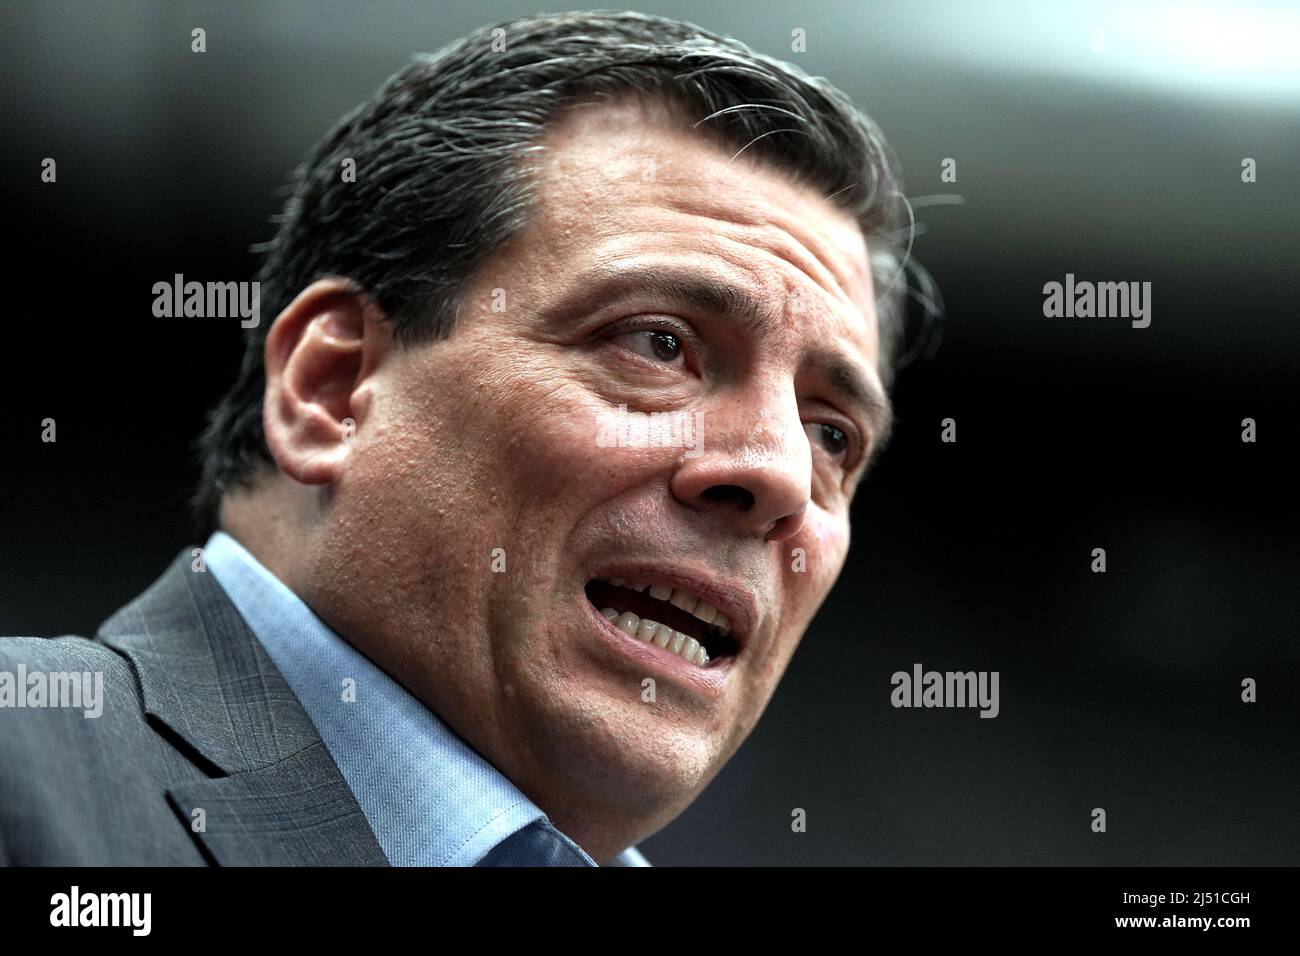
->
xmin=262 ymin=278 xmax=387 ymax=487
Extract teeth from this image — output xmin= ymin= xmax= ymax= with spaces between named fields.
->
xmin=596 ymin=576 xmax=736 ymax=665
xmin=669 ymin=589 xmax=698 ymax=613
xmin=602 ymin=580 xmax=734 ymax=635
xmin=599 ymin=605 xmax=711 ymax=668
xmin=692 ymin=601 xmax=717 ymax=625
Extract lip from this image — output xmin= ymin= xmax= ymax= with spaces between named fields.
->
xmin=584 ymin=563 xmax=758 ymax=651
xmin=581 ymin=596 xmax=737 ymax=697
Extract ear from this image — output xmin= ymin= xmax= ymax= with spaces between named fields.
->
xmin=262 ymin=277 xmax=393 ymax=487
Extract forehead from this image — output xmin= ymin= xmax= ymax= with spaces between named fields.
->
xmin=528 ymin=99 xmax=881 ymax=366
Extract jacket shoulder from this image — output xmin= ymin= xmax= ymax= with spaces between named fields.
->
xmin=0 ymin=631 xmax=149 ymax=778
xmin=0 ymin=632 xmax=137 ymax=679
xmin=0 ymin=634 xmax=202 ymax=864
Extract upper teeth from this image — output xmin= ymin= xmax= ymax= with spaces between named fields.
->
xmin=608 ymin=578 xmax=732 ymax=636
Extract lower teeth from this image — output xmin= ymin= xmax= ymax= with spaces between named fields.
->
xmin=599 ymin=607 xmax=710 ymax=667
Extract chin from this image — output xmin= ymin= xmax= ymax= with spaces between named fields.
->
xmin=515 ymin=671 xmax=722 ymax=817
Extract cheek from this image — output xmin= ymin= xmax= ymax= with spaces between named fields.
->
xmin=477 ymin=359 xmax=684 ymax=513
xmin=377 ymin=347 xmax=581 ymax=477
xmin=790 ymin=508 xmax=850 ymax=601
xmin=497 ymin=381 xmax=623 ymax=511
xmin=419 ymin=350 xmax=657 ymax=533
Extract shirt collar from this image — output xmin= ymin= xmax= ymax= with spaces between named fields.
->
xmin=202 ymin=531 xmax=631 ymax=866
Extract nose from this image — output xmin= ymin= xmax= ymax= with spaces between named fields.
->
xmin=671 ymin=391 xmax=811 ymax=542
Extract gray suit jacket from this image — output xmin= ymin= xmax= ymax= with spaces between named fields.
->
xmin=0 ymin=551 xmax=389 ymax=865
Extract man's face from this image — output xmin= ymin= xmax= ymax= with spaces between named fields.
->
xmin=310 ymin=100 xmax=890 ymax=846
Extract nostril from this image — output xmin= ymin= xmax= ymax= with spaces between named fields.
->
xmin=700 ymin=484 xmax=755 ymax=511
xmin=764 ymin=507 xmax=807 ymax=542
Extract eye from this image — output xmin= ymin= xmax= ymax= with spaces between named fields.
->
xmin=806 ymin=422 xmax=851 ymax=463
xmin=610 ymin=329 xmax=686 ymax=367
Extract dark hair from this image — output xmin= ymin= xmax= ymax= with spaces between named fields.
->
xmin=195 ymin=10 xmax=910 ymax=524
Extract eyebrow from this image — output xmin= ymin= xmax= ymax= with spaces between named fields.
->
xmin=578 ymin=264 xmax=774 ymax=336
xmin=557 ymin=263 xmax=894 ymax=453
xmin=806 ymin=350 xmax=895 ymax=462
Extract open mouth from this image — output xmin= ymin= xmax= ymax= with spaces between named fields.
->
xmin=584 ymin=577 xmax=741 ymax=668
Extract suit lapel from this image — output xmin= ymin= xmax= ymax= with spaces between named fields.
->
xmin=165 ymin=741 xmax=388 ymax=865
xmin=98 ymin=551 xmax=388 ymax=866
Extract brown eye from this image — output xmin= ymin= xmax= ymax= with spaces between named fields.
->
xmin=613 ymin=329 xmax=685 ymax=366
xmin=649 ymin=331 xmax=682 ymax=362
xmin=806 ymin=422 xmax=850 ymax=461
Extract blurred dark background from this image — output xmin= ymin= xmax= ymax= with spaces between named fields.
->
xmin=2 ymin=1 xmax=1296 ymax=864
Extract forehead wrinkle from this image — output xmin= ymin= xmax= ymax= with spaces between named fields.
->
xmin=602 ymin=186 xmax=874 ymax=343
xmin=636 ymin=143 xmax=871 ymax=298
xmin=653 ymin=184 xmax=866 ymax=318
xmin=697 ymin=226 xmax=880 ymax=371
xmin=537 ymin=99 xmax=873 ymax=322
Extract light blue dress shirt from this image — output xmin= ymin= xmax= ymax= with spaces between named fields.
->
xmin=204 ymin=531 xmax=649 ymax=867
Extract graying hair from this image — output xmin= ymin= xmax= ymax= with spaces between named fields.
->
xmin=196 ymin=10 xmax=910 ymax=523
